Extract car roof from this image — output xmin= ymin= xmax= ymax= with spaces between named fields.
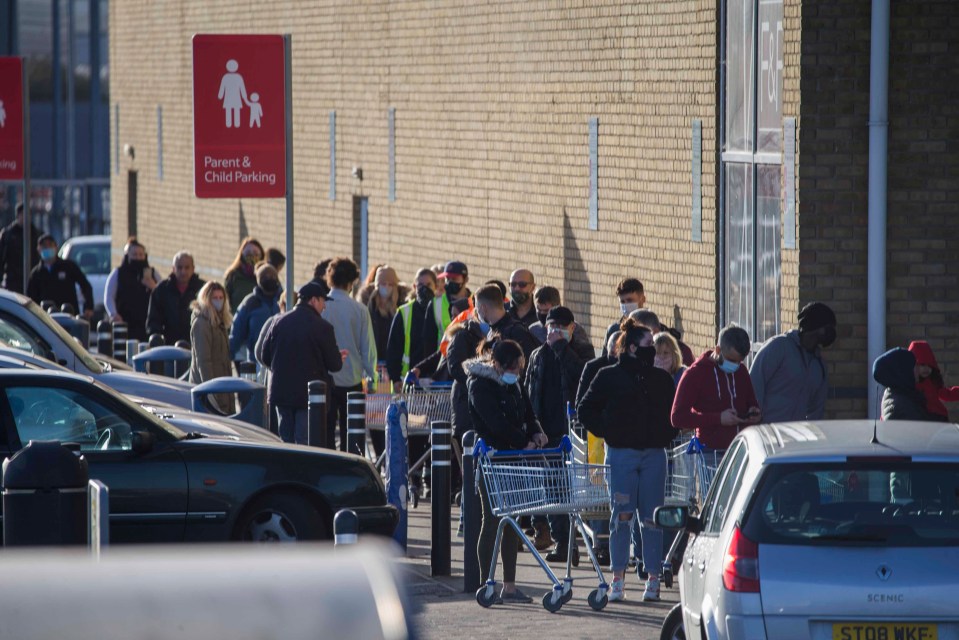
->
xmin=0 ymin=368 xmax=95 ymax=384
xmin=60 ymin=235 xmax=111 ymax=247
xmin=0 ymin=288 xmax=33 ymax=307
xmin=744 ymin=420 xmax=959 ymax=463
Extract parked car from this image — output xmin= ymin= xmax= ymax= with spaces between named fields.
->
xmin=0 ymin=370 xmax=397 ymax=543
xmin=0 ymin=288 xmax=194 ymax=408
xmin=58 ymin=234 xmax=111 ymax=318
xmin=656 ymin=420 xmax=959 ymax=640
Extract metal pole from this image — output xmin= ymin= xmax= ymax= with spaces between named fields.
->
xmin=96 ymin=320 xmax=112 ymax=356
xmin=430 ymin=420 xmax=451 ymax=576
xmin=112 ymin=321 xmax=128 ymax=363
xmin=461 ymin=430 xmax=481 ymax=592
xmin=307 ymin=380 xmax=328 ymax=448
xmin=125 ymin=339 xmax=139 ymax=364
xmin=333 ymin=509 xmax=358 ymax=547
xmin=283 ymin=34 xmax=294 ymax=312
xmin=346 ymin=391 xmax=367 ymax=457
xmin=88 ymin=479 xmax=109 ymax=559
xmin=21 ymin=56 xmax=31 ymax=295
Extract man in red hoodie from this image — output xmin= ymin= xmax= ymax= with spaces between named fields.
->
xmin=671 ymin=324 xmax=762 ymax=450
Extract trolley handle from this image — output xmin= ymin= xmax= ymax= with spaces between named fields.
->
xmin=685 ymin=436 xmax=704 ymax=454
xmin=472 ymin=435 xmax=572 ymax=458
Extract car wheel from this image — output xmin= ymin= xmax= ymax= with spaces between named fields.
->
xmin=236 ymin=493 xmax=326 ymax=542
xmin=660 ymin=602 xmax=686 ymax=640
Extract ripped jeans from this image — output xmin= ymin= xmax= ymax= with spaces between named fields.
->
xmin=606 ymin=446 xmax=667 ymax=576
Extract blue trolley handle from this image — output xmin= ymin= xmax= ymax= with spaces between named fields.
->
xmin=686 ymin=435 xmax=704 ymax=454
xmin=472 ymin=434 xmax=572 ymax=458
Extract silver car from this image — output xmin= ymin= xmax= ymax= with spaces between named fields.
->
xmin=58 ymin=234 xmax=112 ymax=316
xmin=656 ymin=421 xmax=959 ymax=640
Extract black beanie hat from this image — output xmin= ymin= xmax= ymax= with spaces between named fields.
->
xmin=798 ymin=302 xmax=836 ymax=333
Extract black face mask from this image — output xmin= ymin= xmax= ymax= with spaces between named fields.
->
xmin=511 ymin=291 xmax=530 ymax=306
xmin=536 ymin=312 xmax=548 ymax=326
xmin=445 ymin=281 xmax=463 ymax=297
xmin=129 ymin=259 xmax=147 ymax=271
xmin=416 ymin=285 xmax=434 ymax=303
xmin=820 ymin=325 xmax=837 ymax=348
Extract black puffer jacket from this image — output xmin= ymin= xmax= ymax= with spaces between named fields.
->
xmin=466 ymin=358 xmax=543 ymax=451
xmin=488 ymin=313 xmax=540 ymax=365
xmin=577 ymin=351 xmax=677 ymax=450
xmin=576 ymin=354 xmax=616 ymax=408
xmin=147 ymin=274 xmax=206 ymax=345
xmin=873 ymin=347 xmax=943 ymax=422
xmin=448 ymin=320 xmax=485 ymax=439
xmin=526 ymin=336 xmax=594 ymax=441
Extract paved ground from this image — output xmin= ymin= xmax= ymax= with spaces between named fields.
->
xmin=396 ymin=503 xmax=677 ymax=640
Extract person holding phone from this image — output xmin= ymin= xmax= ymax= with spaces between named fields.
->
xmin=104 ymin=237 xmax=161 ymax=341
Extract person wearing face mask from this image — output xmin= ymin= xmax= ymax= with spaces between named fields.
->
xmin=577 ymin=320 xmax=677 ymax=603
xmin=601 ymin=278 xmax=647 ymax=357
xmin=671 ymin=323 xmax=762 ymax=451
xmin=27 ymin=234 xmax=95 ymax=320
xmin=104 ymin=237 xmax=161 ymax=341
xmin=228 ymin=263 xmax=283 ymax=368
xmin=653 ymin=331 xmax=687 ymax=386
xmin=506 ymin=269 xmax=537 ymax=328
xmin=356 ymin=265 xmax=409 ymax=375
xmin=472 ymin=283 xmax=539 ymax=368
xmin=630 ymin=308 xmax=695 ymax=367
xmin=421 ymin=261 xmax=472 ymax=357
xmin=528 ymin=285 xmax=594 ymax=350
xmin=223 ymin=237 xmax=265 ymax=313
xmin=386 ymin=268 xmax=437 ymax=389
xmin=748 ymin=302 xmax=836 ymax=423
xmin=147 ymin=250 xmax=207 ymax=345
xmin=525 ymin=306 xmax=595 ymax=559
xmin=467 ymin=338 xmax=548 ymax=604
xmin=189 ymin=281 xmax=234 ymax=414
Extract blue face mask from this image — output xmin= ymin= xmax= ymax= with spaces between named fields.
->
xmin=501 ymin=372 xmax=518 ymax=385
xmin=478 ymin=322 xmax=490 ymax=334
xmin=718 ymin=359 xmax=740 ymax=374
xmin=40 ymin=248 xmax=56 ymax=261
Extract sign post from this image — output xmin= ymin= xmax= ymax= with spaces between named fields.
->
xmin=0 ymin=57 xmax=28 ymax=292
xmin=192 ymin=35 xmax=293 ymax=306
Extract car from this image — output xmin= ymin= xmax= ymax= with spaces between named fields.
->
xmin=58 ymin=234 xmax=112 ymax=317
xmin=655 ymin=421 xmax=959 ymax=640
xmin=0 ymin=288 xmax=194 ymax=408
xmin=0 ymin=369 xmax=397 ymax=543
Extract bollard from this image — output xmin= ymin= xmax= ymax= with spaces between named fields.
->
xmin=40 ymin=299 xmax=56 ymax=313
xmin=346 ymin=391 xmax=367 ymax=457
xmin=126 ymin=339 xmax=140 ymax=364
xmin=308 ymin=380 xmax=328 ymax=448
xmin=148 ymin=333 xmax=165 ymax=375
xmin=96 ymin=320 xmax=112 ymax=356
xmin=430 ymin=420 xmax=452 ymax=576
xmin=461 ymin=430 xmax=481 ymax=592
xmin=334 ymin=509 xmax=359 ymax=547
xmin=60 ymin=303 xmax=75 ymax=316
xmin=87 ymin=479 xmax=109 ymax=559
xmin=237 ymin=361 xmax=257 ymax=382
xmin=173 ymin=340 xmax=191 ymax=378
xmin=385 ymin=399 xmax=409 ymax=551
xmin=112 ymin=321 xmax=128 ymax=363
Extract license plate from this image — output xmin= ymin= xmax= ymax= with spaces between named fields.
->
xmin=832 ymin=623 xmax=937 ymax=640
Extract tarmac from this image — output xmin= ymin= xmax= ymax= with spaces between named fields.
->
xmin=396 ymin=500 xmax=679 ymax=640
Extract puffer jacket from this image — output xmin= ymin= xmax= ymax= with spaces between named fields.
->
xmin=466 ymin=357 xmax=543 ymax=451
xmin=447 ymin=320 xmax=485 ymax=439
xmin=526 ymin=335 xmax=594 ymax=441
xmin=873 ymin=347 xmax=943 ymax=422
xmin=229 ymin=285 xmax=282 ymax=358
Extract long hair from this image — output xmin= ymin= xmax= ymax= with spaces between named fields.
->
xmin=224 ymin=237 xmax=264 ymax=277
xmin=192 ymin=280 xmax=232 ymax=328
xmin=653 ymin=331 xmax=683 ymax=375
xmin=369 ymin=265 xmax=400 ymax=317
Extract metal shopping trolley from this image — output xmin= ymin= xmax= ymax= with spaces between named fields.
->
xmin=660 ymin=435 xmax=724 ymax=587
xmin=473 ymin=436 xmax=611 ymax=613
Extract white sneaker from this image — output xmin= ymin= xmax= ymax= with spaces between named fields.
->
xmin=643 ymin=576 xmax=661 ymax=602
xmin=609 ymin=578 xmax=625 ymax=602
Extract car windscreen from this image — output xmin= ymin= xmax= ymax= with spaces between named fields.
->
xmin=62 ymin=242 xmax=111 ymax=276
xmin=742 ymin=462 xmax=959 ymax=547
xmin=24 ymin=299 xmax=103 ymax=373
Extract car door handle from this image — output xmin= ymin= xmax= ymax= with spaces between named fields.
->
xmin=698 ymin=561 xmax=706 ymax=573
xmin=687 ymin=556 xmax=694 ymax=567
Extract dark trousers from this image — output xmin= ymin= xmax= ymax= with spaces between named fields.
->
xmin=328 ymin=383 xmax=363 ymax=451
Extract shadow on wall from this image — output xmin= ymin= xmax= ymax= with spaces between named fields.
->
xmin=673 ymin=305 xmax=685 ymax=339
xmin=562 ymin=207 xmax=591 ymax=336
xmin=238 ymin=201 xmax=250 ymax=243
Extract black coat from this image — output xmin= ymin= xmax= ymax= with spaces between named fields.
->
xmin=577 ymin=353 xmax=677 ymax=450
xmin=488 ymin=313 xmax=540 ymax=365
xmin=0 ymin=220 xmax=40 ymax=294
xmin=447 ymin=320 xmax=485 ymax=439
xmin=526 ymin=337 xmax=593 ymax=441
xmin=115 ymin=257 xmax=155 ymax=341
xmin=27 ymin=258 xmax=93 ymax=313
xmin=255 ymin=303 xmax=343 ymax=408
xmin=147 ymin=274 xmax=206 ymax=345
xmin=466 ymin=358 xmax=542 ymax=451
xmin=576 ymin=354 xmax=616 ymax=408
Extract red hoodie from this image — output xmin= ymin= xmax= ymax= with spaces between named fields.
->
xmin=671 ymin=350 xmax=760 ymax=450
xmin=908 ymin=340 xmax=959 ymax=418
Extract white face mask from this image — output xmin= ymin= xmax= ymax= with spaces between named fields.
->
xmin=212 ymin=299 xmax=224 ymax=312
xmin=377 ymin=285 xmax=390 ymax=298
xmin=620 ymin=302 xmax=639 ymax=315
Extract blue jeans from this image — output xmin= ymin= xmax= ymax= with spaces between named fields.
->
xmin=606 ymin=446 xmax=666 ymax=576
xmin=276 ymin=405 xmax=308 ymax=445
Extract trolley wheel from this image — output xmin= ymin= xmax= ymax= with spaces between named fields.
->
xmin=663 ymin=567 xmax=674 ymax=589
xmin=476 ymin=584 xmax=497 ymax=608
xmin=542 ymin=590 xmax=564 ymax=613
xmin=561 ymin=588 xmax=574 ymax=604
xmin=587 ymin=588 xmax=608 ymax=611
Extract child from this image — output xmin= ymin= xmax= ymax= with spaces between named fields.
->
xmin=248 ymin=93 xmax=263 ymax=128
xmin=907 ymin=340 xmax=959 ymax=420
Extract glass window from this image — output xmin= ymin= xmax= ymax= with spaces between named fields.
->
xmin=0 ymin=315 xmax=51 ymax=356
xmin=7 ymin=385 xmax=133 ymax=451
xmin=63 ymin=242 xmax=110 ymax=275
xmin=725 ymin=164 xmax=754 ymax=339
xmin=757 ymin=0 xmax=784 ymax=153
xmin=755 ymin=165 xmax=782 ymax=343
xmin=725 ymin=0 xmax=755 ymax=152
xmin=700 ymin=441 xmax=749 ymax=534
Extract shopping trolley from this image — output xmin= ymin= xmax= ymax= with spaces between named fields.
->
xmin=661 ymin=434 xmax=725 ymax=587
xmin=473 ymin=436 xmax=611 ymax=613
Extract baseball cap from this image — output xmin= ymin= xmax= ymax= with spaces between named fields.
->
xmin=439 ymin=261 xmax=468 ymax=278
xmin=297 ymin=280 xmax=332 ymax=301
xmin=545 ymin=306 xmax=575 ymax=326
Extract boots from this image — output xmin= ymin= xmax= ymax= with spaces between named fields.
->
xmin=533 ymin=522 xmax=554 ymax=551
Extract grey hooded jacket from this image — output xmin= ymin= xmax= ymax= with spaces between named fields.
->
xmin=749 ymin=329 xmax=827 ymax=422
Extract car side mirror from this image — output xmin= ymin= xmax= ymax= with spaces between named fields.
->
xmin=131 ymin=430 xmax=156 ymax=454
xmin=654 ymin=505 xmax=702 ymax=534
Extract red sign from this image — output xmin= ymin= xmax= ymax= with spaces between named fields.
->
xmin=193 ymin=35 xmax=286 ymax=198
xmin=0 ymin=57 xmax=25 ymax=181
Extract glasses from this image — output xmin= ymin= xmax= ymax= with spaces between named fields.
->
xmin=509 ymin=281 xmax=531 ymax=288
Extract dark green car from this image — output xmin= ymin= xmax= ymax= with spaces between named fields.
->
xmin=0 ymin=370 xmax=398 ymax=542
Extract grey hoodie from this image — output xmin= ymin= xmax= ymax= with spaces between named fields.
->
xmin=749 ymin=329 xmax=827 ymax=422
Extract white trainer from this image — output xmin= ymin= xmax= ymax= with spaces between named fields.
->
xmin=609 ymin=578 xmax=626 ymax=602
xmin=643 ymin=576 xmax=661 ymax=602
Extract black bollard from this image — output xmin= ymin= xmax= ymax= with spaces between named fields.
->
xmin=148 ymin=333 xmax=165 ymax=375
xmin=173 ymin=340 xmax=190 ymax=378
xmin=112 ymin=322 xmax=128 ymax=363
xmin=461 ymin=430 xmax=481 ymax=592
xmin=60 ymin=303 xmax=75 ymax=316
xmin=346 ymin=391 xmax=367 ymax=457
xmin=96 ymin=320 xmax=112 ymax=356
xmin=431 ymin=420 xmax=452 ymax=577
xmin=334 ymin=509 xmax=359 ymax=547
xmin=40 ymin=299 xmax=56 ymax=313
xmin=308 ymin=380 xmax=328 ymax=448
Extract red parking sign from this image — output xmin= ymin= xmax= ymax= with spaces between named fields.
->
xmin=0 ymin=57 xmax=25 ymax=181
xmin=193 ymin=35 xmax=286 ymax=198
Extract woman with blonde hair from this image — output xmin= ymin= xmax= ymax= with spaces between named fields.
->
xmin=653 ymin=331 xmax=686 ymax=385
xmin=223 ymin=237 xmax=264 ymax=312
xmin=190 ymin=281 xmax=234 ymax=413
xmin=357 ymin=265 xmax=410 ymax=372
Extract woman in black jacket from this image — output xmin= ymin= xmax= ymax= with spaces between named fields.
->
xmin=467 ymin=339 xmax=547 ymax=604
xmin=577 ymin=321 xmax=677 ymax=604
